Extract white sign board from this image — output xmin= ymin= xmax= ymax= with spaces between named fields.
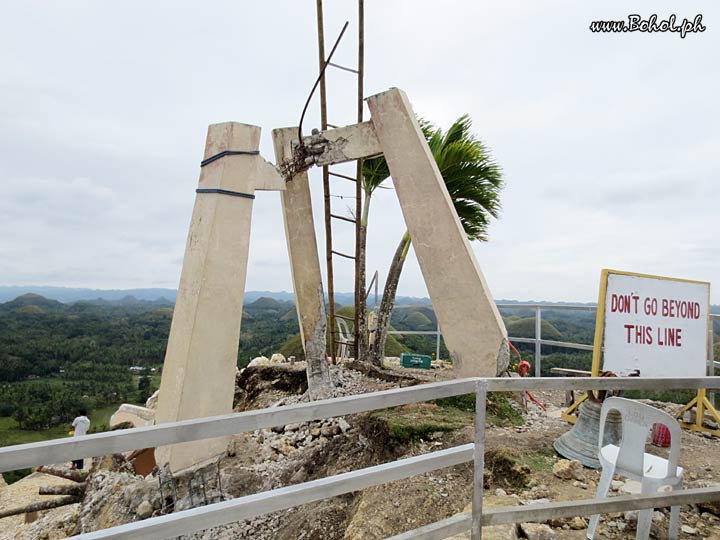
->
xmin=596 ymin=270 xmax=710 ymax=378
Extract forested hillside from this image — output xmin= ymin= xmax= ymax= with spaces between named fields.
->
xmin=1 ymin=293 xmax=717 ymax=440
xmin=0 ymin=294 xmax=298 ymax=439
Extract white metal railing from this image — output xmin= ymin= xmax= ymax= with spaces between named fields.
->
xmin=387 ymin=303 xmax=599 ymax=369
xmin=1 ymin=376 xmax=719 ymax=540
xmin=497 ymin=303 xmax=597 ymax=378
xmin=389 ymin=305 xmax=720 ymax=376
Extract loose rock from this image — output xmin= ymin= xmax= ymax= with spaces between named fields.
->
xmin=520 ymin=522 xmax=556 ymax=540
xmin=135 ymin=500 xmax=153 ymax=519
xmin=552 ymin=459 xmax=585 ymax=481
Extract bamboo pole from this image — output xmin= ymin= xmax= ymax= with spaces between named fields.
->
xmin=37 ymin=465 xmax=89 ymax=483
xmin=39 ymin=483 xmax=86 ymax=497
xmin=0 ymin=496 xmax=80 ymax=519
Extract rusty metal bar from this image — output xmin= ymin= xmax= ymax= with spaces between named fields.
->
xmin=330 ymin=213 xmax=356 ymax=224
xmin=327 ymin=61 xmax=359 ymax=74
xmin=353 ymin=0 xmax=365 ymax=361
xmin=329 ymin=171 xmax=357 ymax=182
xmin=315 ymin=0 xmax=337 ymax=364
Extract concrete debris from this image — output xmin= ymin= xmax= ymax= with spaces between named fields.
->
xmin=270 ymin=353 xmax=287 ymax=364
xmin=248 ymin=356 xmax=270 ymax=367
xmin=552 ymin=459 xmax=585 ymax=481
xmin=145 ymin=389 xmax=160 ymax=409
xmin=519 ymin=522 xmax=556 ymax=540
xmin=136 ymin=500 xmax=154 ymax=519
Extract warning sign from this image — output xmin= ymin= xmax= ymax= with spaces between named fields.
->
xmin=594 ymin=270 xmax=710 ymax=378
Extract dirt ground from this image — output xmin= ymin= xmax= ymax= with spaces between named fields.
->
xmin=225 ymin=363 xmax=720 ymax=540
xmin=484 ymin=393 xmax=720 ymax=539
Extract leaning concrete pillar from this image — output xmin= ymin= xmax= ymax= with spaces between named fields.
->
xmin=367 ymin=88 xmax=509 ymax=377
xmin=272 ymin=127 xmax=332 ymax=398
xmin=155 ymin=122 xmax=283 ymax=472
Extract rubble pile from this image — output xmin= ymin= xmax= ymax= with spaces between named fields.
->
xmin=3 ymin=361 xmax=720 ymax=540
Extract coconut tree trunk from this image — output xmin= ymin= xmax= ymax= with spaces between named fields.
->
xmin=369 ymin=230 xmax=411 ymax=366
xmin=355 ymin=193 xmax=372 ymax=361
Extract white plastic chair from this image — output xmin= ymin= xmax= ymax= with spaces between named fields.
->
xmin=587 ymin=397 xmax=684 ymax=540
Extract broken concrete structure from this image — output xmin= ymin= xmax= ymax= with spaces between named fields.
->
xmin=155 ymin=88 xmax=508 ymax=471
xmin=366 ymin=88 xmax=509 ymax=376
xmin=273 ymin=127 xmax=332 ymax=398
xmin=109 ymin=404 xmax=155 ymax=429
xmin=155 ymin=122 xmax=284 ymax=472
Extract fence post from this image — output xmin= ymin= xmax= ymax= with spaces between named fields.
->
xmin=535 ymin=306 xmax=542 ymax=377
xmin=436 ymin=321 xmax=441 ymax=360
xmin=471 ymin=379 xmax=488 ymax=540
xmin=709 ymin=323 xmax=716 ymax=406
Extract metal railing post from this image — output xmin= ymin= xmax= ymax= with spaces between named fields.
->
xmin=471 ymin=379 xmax=488 ymax=540
xmin=436 ymin=321 xmax=441 ymax=360
xmin=535 ymin=306 xmax=542 ymax=377
xmin=709 ymin=323 xmax=716 ymax=406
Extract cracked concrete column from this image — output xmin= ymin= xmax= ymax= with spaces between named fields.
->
xmin=367 ymin=88 xmax=509 ymax=377
xmin=155 ymin=122 xmax=283 ymax=471
xmin=272 ymin=127 xmax=332 ymax=398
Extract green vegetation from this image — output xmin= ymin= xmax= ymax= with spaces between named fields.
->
xmin=624 ymin=389 xmax=696 ymax=404
xmin=435 ymin=392 xmax=524 ymax=427
xmin=370 ymin=403 xmax=475 ymax=443
xmin=0 ymin=415 xmax=68 ymax=446
xmin=522 ymin=448 xmax=557 ymax=472
xmin=3 ymin=291 xmax=710 ymax=453
xmin=539 ymin=352 xmax=593 ymax=376
xmin=0 ymin=363 xmax=136 ymax=430
xmin=504 ymin=317 xmax=562 ymax=340
xmin=371 ymin=391 xmax=524 ymax=444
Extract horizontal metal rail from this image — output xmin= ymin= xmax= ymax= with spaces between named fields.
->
xmin=0 ymin=378 xmax=477 ymax=472
xmin=388 ymin=306 xmax=718 ymax=375
xmin=386 ymin=487 xmax=720 ymax=540
xmin=496 ymin=303 xmax=598 ymax=312
xmin=327 ymin=61 xmax=359 ymax=74
xmin=509 ymin=336 xmax=594 ymax=351
xmin=72 ymin=444 xmax=474 ymax=540
xmin=3 ymin=377 xmax=719 ymax=473
xmin=3 ymin=376 xmax=719 ymax=540
xmin=387 ymin=330 xmax=438 ymax=335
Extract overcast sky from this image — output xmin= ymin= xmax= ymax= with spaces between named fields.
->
xmin=1 ymin=1 xmax=718 ymax=303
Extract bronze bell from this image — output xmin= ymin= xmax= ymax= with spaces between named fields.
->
xmin=553 ymin=398 xmax=622 ymax=469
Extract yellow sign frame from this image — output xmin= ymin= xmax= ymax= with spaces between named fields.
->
xmin=562 ymin=269 xmax=717 ymax=436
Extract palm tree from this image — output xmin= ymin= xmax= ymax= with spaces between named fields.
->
xmin=363 ymin=115 xmax=503 ymax=366
xmin=354 ymin=155 xmax=391 ymax=361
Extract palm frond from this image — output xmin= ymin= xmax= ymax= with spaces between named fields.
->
xmin=361 ymin=114 xmax=504 ymax=241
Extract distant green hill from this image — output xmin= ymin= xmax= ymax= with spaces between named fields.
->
xmin=1 ymin=293 xmax=66 ymax=313
xmin=390 ymin=305 xmax=437 ymax=330
xmin=248 ymin=297 xmax=284 ymax=310
xmin=504 ymin=317 xmax=562 ymax=340
xmin=403 ymin=312 xmax=434 ymax=331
